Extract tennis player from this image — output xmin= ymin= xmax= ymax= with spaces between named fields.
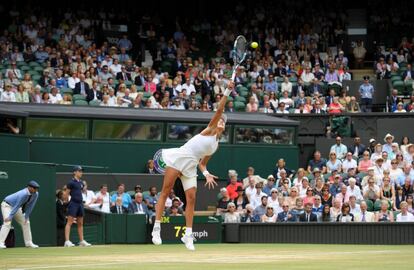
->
xmin=151 ymin=81 xmax=234 ymax=250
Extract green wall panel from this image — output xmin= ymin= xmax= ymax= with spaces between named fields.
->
xmin=0 ymin=161 xmax=56 ymax=247
xmin=0 ymin=134 xmax=30 ymax=161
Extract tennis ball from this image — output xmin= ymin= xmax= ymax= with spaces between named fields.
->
xmin=251 ymin=42 xmax=258 ymax=49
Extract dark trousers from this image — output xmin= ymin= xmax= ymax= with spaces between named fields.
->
xmin=360 ymin=98 xmax=372 ymax=112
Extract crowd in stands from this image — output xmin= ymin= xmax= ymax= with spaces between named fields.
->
xmin=55 ymin=134 xmax=414 ymax=224
xmin=218 ymin=133 xmax=414 ymax=223
xmin=2 ymin=2 xmax=414 ymax=113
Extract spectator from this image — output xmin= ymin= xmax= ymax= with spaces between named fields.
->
xmin=250 ymin=183 xmax=267 ymax=209
xmin=232 ymin=186 xmax=248 ymax=213
xmin=342 ymin=152 xmax=358 ymax=172
xmin=358 ymin=151 xmax=373 ymax=173
xmin=396 ymin=201 xmax=414 ymax=222
xmin=291 ymin=197 xmax=305 ymax=219
xmin=335 ymin=184 xmax=350 ymax=204
xmin=321 ymin=184 xmax=333 ymax=207
xmin=329 ymin=174 xmax=342 ymax=196
xmin=299 ymin=202 xmax=318 ymax=222
xmin=336 ymin=202 xmax=354 ymax=222
xmin=1 ymin=83 xmax=16 ymax=102
xmin=242 ymin=166 xmax=266 ymax=188
xmin=276 ymin=202 xmax=296 ymax=222
xmin=330 ymin=198 xmax=342 ymax=221
xmin=326 ymin=152 xmax=342 ymax=173
xmin=347 ymin=178 xmax=363 ymax=201
xmin=406 ymin=195 xmax=414 ymax=214
xmin=307 ymin=150 xmax=327 ymax=174
xmin=264 ymin=74 xmax=278 ymax=93
xmin=216 ymin=188 xmax=231 ymax=216
xmin=348 ymin=195 xmax=361 ymax=215
xmin=111 ymin=183 xmax=132 ymax=209
xmin=375 ymin=200 xmax=394 ymax=222
xmin=273 ymin=158 xmax=293 ymax=180
xmin=253 ymin=195 xmax=268 ymax=220
xmin=312 ymin=195 xmax=324 ymax=220
xmin=56 ymin=189 xmax=68 ymax=246
xmin=321 ymin=204 xmax=332 ymax=222
xmin=224 ymin=202 xmax=240 ymax=223
xmin=226 ymin=171 xmax=242 ymax=200
xmin=260 ymin=205 xmax=277 ymax=223
xmin=110 ymin=197 xmax=128 ymax=214
xmin=353 ymin=40 xmax=367 ymax=69
xmin=144 ymin=186 xmax=159 ymax=217
xmin=95 ymin=185 xmax=110 ymax=213
xmin=241 ymin=204 xmax=256 ymax=223
xmin=128 ymin=192 xmax=149 ymax=216
xmin=359 ymin=76 xmax=374 ymax=112
xmin=165 ymin=198 xmax=184 ymax=217
xmin=263 ymin=175 xmax=277 ymax=196
xmin=363 ymin=177 xmax=381 ymax=203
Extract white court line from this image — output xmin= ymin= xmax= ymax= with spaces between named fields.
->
xmin=6 ymin=250 xmax=401 ymax=270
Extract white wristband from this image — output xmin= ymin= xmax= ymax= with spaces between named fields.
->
xmin=223 ymin=88 xmax=231 ymax=97
xmin=202 ymin=170 xmax=210 ymax=177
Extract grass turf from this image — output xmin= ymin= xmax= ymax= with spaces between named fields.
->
xmin=0 ymin=243 xmax=413 ymax=270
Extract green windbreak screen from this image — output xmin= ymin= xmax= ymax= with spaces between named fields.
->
xmin=93 ymin=120 xmax=162 ymax=141
xmin=26 ymin=118 xmax=88 ymax=139
xmin=167 ymin=123 xmax=229 ymax=143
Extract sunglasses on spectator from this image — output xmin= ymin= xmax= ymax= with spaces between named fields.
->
xmin=391 ymin=162 xmax=397 ymax=164
xmin=291 ymin=190 xmax=297 ymax=193
xmin=315 ymin=198 xmax=321 ymax=200
xmin=271 ymin=191 xmax=278 ymax=194
xmin=282 ymin=205 xmax=289 ymax=207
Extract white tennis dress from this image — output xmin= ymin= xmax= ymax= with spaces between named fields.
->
xmin=162 ymin=134 xmax=218 ymax=190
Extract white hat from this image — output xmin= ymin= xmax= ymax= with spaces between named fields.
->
xmin=228 ymin=170 xmax=238 ymax=177
xmin=384 ymin=133 xmax=394 ymax=142
xmin=267 ymin=174 xmax=275 ymax=180
xmin=368 ymin=166 xmax=375 ymax=171
xmin=369 ymin=138 xmax=376 ymax=143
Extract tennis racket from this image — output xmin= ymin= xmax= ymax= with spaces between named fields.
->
xmin=231 ymin=35 xmax=247 ymax=81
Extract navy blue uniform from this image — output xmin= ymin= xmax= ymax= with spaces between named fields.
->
xmin=67 ymin=178 xmax=84 ymax=217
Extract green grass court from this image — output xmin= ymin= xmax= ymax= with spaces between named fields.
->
xmin=0 ymin=244 xmax=413 ymax=270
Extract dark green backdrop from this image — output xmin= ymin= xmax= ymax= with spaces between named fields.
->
xmin=0 ymin=161 xmax=56 ymax=247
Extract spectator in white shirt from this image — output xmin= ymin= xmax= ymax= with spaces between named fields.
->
xmin=279 ymin=90 xmax=294 ymax=109
xmin=396 ymin=201 xmax=414 ymax=222
xmin=342 ymin=152 xmax=358 ymax=172
xmin=348 ymin=195 xmax=361 ymax=215
xmin=250 ymin=182 xmax=267 ymax=209
xmin=300 ymin=66 xmax=315 ymax=83
xmin=95 ymin=185 xmax=111 ymax=213
xmin=81 ymin=181 xmax=99 ymax=209
xmin=68 ymin=73 xmax=80 ymax=89
xmin=110 ymin=59 xmax=122 ymax=75
xmin=0 ymin=84 xmax=16 ymax=102
xmin=6 ymin=62 xmax=22 ymax=79
xmin=347 ymin=178 xmax=363 ymax=201
xmin=330 ymin=136 xmax=348 ymax=160
xmin=49 ymin=87 xmax=63 ymax=104
xmin=181 ymin=78 xmax=196 ymax=95
xmin=281 ymin=76 xmax=292 ymax=95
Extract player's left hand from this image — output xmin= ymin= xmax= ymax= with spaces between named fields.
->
xmin=204 ymin=174 xmax=218 ymax=189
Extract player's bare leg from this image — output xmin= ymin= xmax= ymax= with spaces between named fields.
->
xmin=181 ymin=187 xmax=196 ymax=251
xmin=152 ymin=167 xmax=180 ymax=245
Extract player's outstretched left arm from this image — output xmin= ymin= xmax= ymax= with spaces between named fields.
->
xmin=199 ymin=155 xmax=218 ymax=189
xmin=206 ymin=81 xmax=234 ymax=129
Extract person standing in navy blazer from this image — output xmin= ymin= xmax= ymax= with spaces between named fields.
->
xmin=0 ymin=180 xmax=40 ymax=248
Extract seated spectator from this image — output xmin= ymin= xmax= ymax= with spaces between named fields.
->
xmin=224 ymin=202 xmax=240 ymax=223
xmin=401 ymin=177 xmax=413 ymax=198
xmin=242 ymin=166 xmax=266 ymax=188
xmin=250 ymin=182 xmax=267 ymax=209
xmin=321 ymin=184 xmax=333 ymax=207
xmin=292 ymin=168 xmax=307 ymax=187
xmin=246 ymin=96 xmax=258 ymax=112
xmin=263 ymin=175 xmax=277 ymax=196
xmin=253 ymin=195 xmax=268 ymax=220
xmin=327 ymin=97 xmax=345 ymax=114
xmin=261 ymin=205 xmax=277 ymax=223
xmin=275 ymin=102 xmax=289 ymax=113
xmin=299 ymin=202 xmax=318 ymax=222
xmin=146 ymin=159 xmax=157 ymax=174
xmin=216 ymin=188 xmax=231 ymax=216
xmin=312 ymin=195 xmax=324 ymax=220
xmin=110 ymin=197 xmax=129 ymax=214
xmin=380 ymin=176 xmax=395 ymax=206
xmin=406 ymin=195 xmax=414 ymax=215
xmin=310 ymin=100 xmax=326 ymax=114
xmin=393 ymin=186 xmax=406 ymax=211
xmin=0 ymin=83 xmax=16 ymax=102
xmin=307 ymin=150 xmax=327 ymax=174
xmin=244 ymin=177 xmax=256 ymax=201
xmin=321 ymin=204 xmax=332 ymax=222
xmin=329 ymin=174 xmax=342 ymax=195
xmin=330 ymin=198 xmax=342 ymax=221
xmin=347 ymin=96 xmax=361 ymax=113
xmin=165 ymin=198 xmax=184 ymax=217
xmin=241 ymin=204 xmax=256 ymax=223
xmin=273 ymin=159 xmax=293 ymax=180
xmin=111 ymin=183 xmax=132 ymax=208
xmin=336 ymin=202 xmax=354 ymax=222
xmin=335 ymin=184 xmax=350 ymax=204
xmin=313 ymin=178 xmax=324 ymax=197
xmin=144 ymin=186 xmax=159 ymax=217
xmin=49 ymin=87 xmax=63 ymax=104
xmin=232 ymin=186 xmax=248 ymax=213
xmin=286 ymin=187 xmax=299 ymax=209
xmin=291 ymin=197 xmax=305 ymax=219
xmin=363 ymin=177 xmax=381 ymax=203
xmin=128 ymin=192 xmax=150 ymax=216
xmin=358 ymin=151 xmax=373 ymax=173
xmin=326 ymin=152 xmax=342 ymax=173
xmin=276 ymin=202 xmax=296 ymax=222
xmin=354 ymin=201 xmax=374 ymax=222
xmin=298 ymin=178 xmax=311 ymax=197
xmin=165 ymin=189 xmax=182 ymax=209
xmin=281 ymin=76 xmax=292 ymax=95
xmin=264 ymin=74 xmax=278 ymax=93
xmin=346 ymin=178 xmax=363 ymax=200
xmin=226 ymin=171 xmax=242 ymax=200
xmin=311 ymin=167 xmax=324 ymax=183
xmin=396 ymin=201 xmax=414 ymax=222
xmin=375 ymin=200 xmax=394 ymax=222
xmin=81 ymin=180 xmax=98 ymax=209
xmin=95 ymin=184 xmax=110 ymax=213
xmin=279 ymin=90 xmax=294 ymax=109
xmin=342 ymin=152 xmax=358 ymax=172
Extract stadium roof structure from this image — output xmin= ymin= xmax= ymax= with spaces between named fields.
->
xmin=0 ymin=103 xmax=299 ymax=126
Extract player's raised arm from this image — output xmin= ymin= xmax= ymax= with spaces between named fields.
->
xmin=207 ymin=81 xmax=234 ymax=128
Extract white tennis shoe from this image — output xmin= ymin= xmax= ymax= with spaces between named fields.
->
xmin=0 ymin=243 xmax=6 ymax=249
xmin=79 ymin=240 xmax=91 ymax=247
xmin=64 ymin=240 xmax=75 ymax=247
xmin=25 ymin=242 xmax=39 ymax=248
xmin=152 ymin=227 xmax=162 ymax=245
xmin=181 ymin=234 xmax=195 ymax=251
